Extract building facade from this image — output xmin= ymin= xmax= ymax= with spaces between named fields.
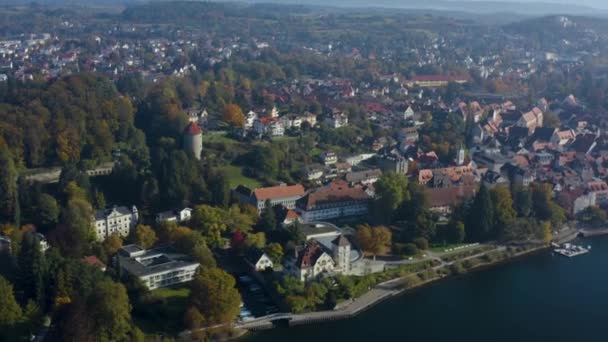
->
xmin=93 ymin=206 xmax=139 ymax=241
xmin=296 ymin=180 xmax=370 ymax=222
xmin=235 ymin=184 xmax=306 ymax=212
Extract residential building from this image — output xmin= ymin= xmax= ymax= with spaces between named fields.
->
xmin=345 ymin=169 xmax=382 ymax=185
xmin=286 ymin=242 xmax=335 ymax=282
xmin=427 ymin=186 xmax=477 ymax=216
xmin=296 ymin=180 xmax=371 ymax=222
xmin=155 ymin=208 xmax=193 ymax=224
xmin=325 ymin=111 xmax=349 ymax=128
xmin=93 ymin=206 xmax=139 ymax=241
xmin=115 ymin=245 xmax=200 ymax=290
xmin=517 ymin=107 xmax=543 ymax=132
xmin=377 ymin=153 xmax=408 ymax=175
xmin=234 ymin=184 xmax=306 ymax=212
xmin=245 ymin=249 xmax=274 ymax=271
xmin=405 ymin=75 xmax=469 ymax=88
xmin=253 ymin=117 xmax=285 ymax=136
xmin=321 ymin=151 xmax=338 ymax=165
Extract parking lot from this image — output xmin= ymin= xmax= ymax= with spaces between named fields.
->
xmin=235 ymin=273 xmax=280 ymax=322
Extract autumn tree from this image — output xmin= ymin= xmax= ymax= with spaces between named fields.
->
xmin=188 ymin=268 xmax=241 ymax=325
xmin=191 ymin=205 xmax=228 ymax=247
xmin=51 ymin=182 xmax=95 ymax=257
xmin=132 ymin=224 xmax=157 ymax=249
xmin=0 ymin=275 xmax=23 ymax=327
xmin=102 ymin=234 xmax=123 ymax=257
xmin=355 ymin=224 xmax=392 ymax=259
xmin=490 ymin=186 xmax=517 ymax=240
xmin=531 ymin=183 xmax=565 ymax=226
xmin=265 ymin=242 xmax=283 ymax=263
xmin=222 ymin=103 xmax=245 ymax=128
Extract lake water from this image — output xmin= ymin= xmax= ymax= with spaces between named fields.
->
xmin=244 ymin=236 xmax=608 ymax=342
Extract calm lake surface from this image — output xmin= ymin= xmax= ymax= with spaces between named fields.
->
xmin=244 ymin=236 xmax=608 ymax=342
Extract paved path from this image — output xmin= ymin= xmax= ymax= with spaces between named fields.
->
xmin=233 ymin=244 xmax=506 ymax=332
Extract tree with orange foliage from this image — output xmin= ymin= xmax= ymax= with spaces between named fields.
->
xmin=222 ymin=103 xmax=245 ymax=128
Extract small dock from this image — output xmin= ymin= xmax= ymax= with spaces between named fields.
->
xmin=553 ymin=243 xmax=589 ymax=258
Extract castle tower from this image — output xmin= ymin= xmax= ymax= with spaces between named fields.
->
xmin=183 ymin=122 xmax=203 ymax=160
xmin=331 ymin=235 xmax=351 ymax=274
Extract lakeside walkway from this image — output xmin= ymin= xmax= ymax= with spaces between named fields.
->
xmin=231 ymin=245 xmax=505 ymax=332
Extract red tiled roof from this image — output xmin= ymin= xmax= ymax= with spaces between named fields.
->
xmin=253 ymin=184 xmax=306 ymax=201
xmin=298 ymin=180 xmax=370 ymax=210
xmin=83 ymin=255 xmax=106 ymax=269
xmin=296 ymin=243 xmax=325 ymax=269
xmin=184 ymin=122 xmax=202 ymax=135
xmin=412 ymin=75 xmax=470 ymax=82
xmin=427 ymin=186 xmax=477 ymax=209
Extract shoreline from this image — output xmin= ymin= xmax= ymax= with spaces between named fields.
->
xmin=187 ymin=231 xmax=608 ymax=341
xmin=232 ymin=244 xmax=548 ymax=338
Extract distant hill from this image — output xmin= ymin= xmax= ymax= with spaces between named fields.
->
xmin=504 ymin=15 xmax=608 ymax=41
xmin=1 ymin=0 xmax=608 ymax=17
xmin=235 ymin=0 xmax=607 ymax=16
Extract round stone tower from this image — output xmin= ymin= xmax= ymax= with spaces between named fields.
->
xmin=183 ymin=122 xmax=203 ymax=160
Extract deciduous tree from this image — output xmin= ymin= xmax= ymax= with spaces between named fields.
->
xmin=188 ymin=268 xmax=241 ymax=325
xmin=222 ymin=103 xmax=245 ymax=128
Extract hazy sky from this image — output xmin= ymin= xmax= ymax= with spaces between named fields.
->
xmin=476 ymin=0 xmax=608 ymax=10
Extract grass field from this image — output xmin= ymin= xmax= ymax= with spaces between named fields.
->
xmin=202 ymin=131 xmax=238 ymax=145
xmin=134 ymin=286 xmax=191 ymax=335
xmin=219 ymin=164 xmax=262 ymax=189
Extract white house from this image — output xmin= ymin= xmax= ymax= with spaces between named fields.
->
xmin=245 ymin=249 xmax=274 ymax=271
xmin=286 ymin=234 xmax=352 ymax=281
xmin=287 ymin=243 xmax=335 ymax=282
xmin=325 ymin=111 xmax=349 ymax=128
xmin=93 ymin=206 xmax=139 ymax=241
xmin=321 ymin=151 xmax=338 ymax=165
xmin=245 ymin=110 xmax=258 ymax=129
xmin=155 ymin=208 xmax=193 ymax=224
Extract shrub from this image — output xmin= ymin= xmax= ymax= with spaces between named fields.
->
xmin=413 ymin=237 xmax=429 ymax=250
xmin=403 ymin=243 xmax=419 ymax=256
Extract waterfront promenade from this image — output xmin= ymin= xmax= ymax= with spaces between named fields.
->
xmin=231 ymin=245 xmax=506 ymax=332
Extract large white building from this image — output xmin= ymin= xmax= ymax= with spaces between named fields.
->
xmin=115 ymin=245 xmax=200 ymax=290
xmin=93 ymin=206 xmax=139 ymax=241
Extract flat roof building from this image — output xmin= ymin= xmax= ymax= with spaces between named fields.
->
xmin=115 ymin=245 xmax=199 ymax=290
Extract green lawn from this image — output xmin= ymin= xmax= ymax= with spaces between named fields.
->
xmin=202 ymin=131 xmax=238 ymax=145
xmin=133 ymin=286 xmax=191 ymax=336
xmin=219 ymin=165 xmax=262 ymax=189
xmin=430 ymin=243 xmax=474 ymax=253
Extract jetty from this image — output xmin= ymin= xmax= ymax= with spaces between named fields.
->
xmin=553 ymin=243 xmax=589 ymax=258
